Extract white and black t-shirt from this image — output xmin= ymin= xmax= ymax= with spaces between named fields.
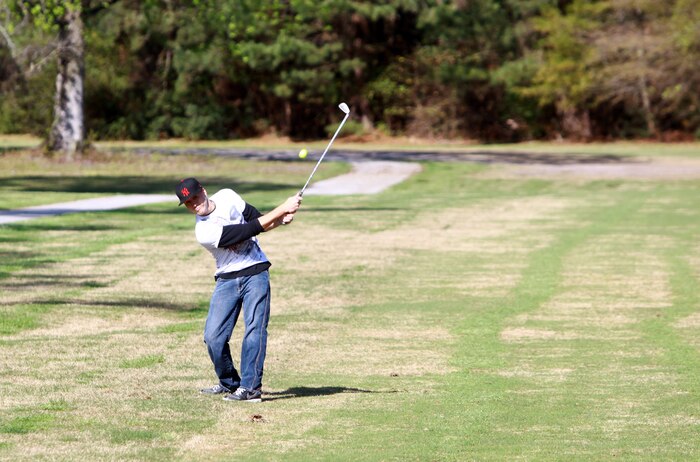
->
xmin=194 ymin=189 xmax=269 ymax=279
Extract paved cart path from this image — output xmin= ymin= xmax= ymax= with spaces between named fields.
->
xmin=0 ymin=161 xmax=418 ymax=224
xmin=304 ymin=161 xmax=421 ymax=195
xmin=4 ymin=147 xmax=700 ymax=225
xmin=0 ymin=194 xmax=175 ymax=225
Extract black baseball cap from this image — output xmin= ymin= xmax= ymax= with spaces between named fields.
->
xmin=175 ymin=177 xmax=204 ymax=205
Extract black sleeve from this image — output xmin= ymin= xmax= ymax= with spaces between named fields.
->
xmin=217 ymin=221 xmax=264 ymax=248
xmin=243 ymin=202 xmax=263 ymax=221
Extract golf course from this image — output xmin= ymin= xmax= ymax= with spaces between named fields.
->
xmin=0 ymin=141 xmax=699 ymax=460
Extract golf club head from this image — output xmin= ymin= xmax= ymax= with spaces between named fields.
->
xmin=299 ymin=102 xmax=350 ymax=197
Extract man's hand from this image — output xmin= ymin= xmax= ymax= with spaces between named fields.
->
xmin=283 ymin=194 xmax=302 ymax=214
xmin=258 ymin=194 xmax=302 ymax=231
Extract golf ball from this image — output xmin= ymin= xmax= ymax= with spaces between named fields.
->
xmin=298 ymin=148 xmax=308 ymax=159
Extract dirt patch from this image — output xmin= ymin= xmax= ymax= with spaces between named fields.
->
xmin=674 ymin=313 xmax=700 ymax=329
xmin=501 ymin=327 xmax=584 ymax=342
xmin=496 ymin=365 xmax=574 ymax=382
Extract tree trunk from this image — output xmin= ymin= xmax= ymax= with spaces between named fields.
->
xmin=635 ymin=18 xmax=657 ymax=138
xmin=48 ymin=9 xmax=84 ymax=159
xmin=284 ymin=100 xmax=292 ymax=136
xmin=637 ymin=47 xmax=657 ymax=138
xmin=637 ymin=72 xmax=656 ymax=137
xmin=560 ymin=107 xmax=592 ymax=141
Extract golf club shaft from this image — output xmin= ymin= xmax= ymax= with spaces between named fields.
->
xmin=299 ymin=111 xmax=350 ymax=196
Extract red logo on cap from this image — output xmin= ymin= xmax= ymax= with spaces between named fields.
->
xmin=182 ymin=187 xmax=190 ymax=197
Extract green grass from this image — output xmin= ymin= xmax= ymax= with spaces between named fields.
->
xmin=1 ymin=146 xmax=699 ymax=460
xmin=0 ymin=414 xmax=56 ymax=435
xmin=0 ymin=134 xmax=40 ymax=149
xmin=0 ymin=304 xmax=52 ymax=335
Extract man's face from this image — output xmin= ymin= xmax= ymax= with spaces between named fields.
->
xmin=183 ymin=189 xmax=211 ymax=216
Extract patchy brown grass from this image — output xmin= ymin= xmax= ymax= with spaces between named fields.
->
xmin=496 ymin=365 xmax=575 ymax=383
xmin=0 ymin=189 xmax=590 ymax=459
xmin=674 ymin=313 xmax=700 ymax=329
xmin=505 ymin=234 xmax=673 ymax=341
xmin=264 ymin=195 xmax=580 ymax=313
xmin=269 ymin=315 xmax=456 ymax=377
xmin=495 ymin=229 xmax=684 ymax=441
xmin=2 ymin=232 xmax=211 ymax=310
xmin=500 ymin=327 xmax=584 ymax=342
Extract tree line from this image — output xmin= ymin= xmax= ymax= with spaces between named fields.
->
xmin=1 ymin=0 xmax=699 ymax=154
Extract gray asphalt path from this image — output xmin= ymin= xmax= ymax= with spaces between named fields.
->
xmin=0 ymin=194 xmax=174 ymax=225
xmin=304 ymin=161 xmax=421 ymax=195
xmin=0 ymin=158 xmax=420 ymax=224
xmin=4 ymin=143 xmax=672 ymax=225
xmin=112 ymin=146 xmax=630 ymax=165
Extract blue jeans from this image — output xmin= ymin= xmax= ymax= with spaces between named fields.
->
xmin=203 ymin=270 xmax=271 ymax=391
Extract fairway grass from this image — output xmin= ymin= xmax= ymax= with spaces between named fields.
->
xmin=1 ymin=149 xmax=699 ymax=460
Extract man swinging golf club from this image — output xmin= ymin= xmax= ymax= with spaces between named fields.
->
xmin=177 ymin=102 xmax=349 ymax=403
xmin=176 ymin=177 xmax=301 ymax=402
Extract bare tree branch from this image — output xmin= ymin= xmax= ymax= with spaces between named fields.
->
xmin=25 ymin=45 xmax=57 ymax=77
xmin=0 ymin=23 xmax=16 ymax=56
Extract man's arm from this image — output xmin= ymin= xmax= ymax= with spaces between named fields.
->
xmin=216 ymin=195 xmax=301 ymax=248
xmin=243 ymin=202 xmax=262 ymax=221
xmin=218 ymin=221 xmax=264 ymax=248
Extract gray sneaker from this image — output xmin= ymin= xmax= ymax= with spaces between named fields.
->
xmin=223 ymin=387 xmax=262 ymax=402
xmin=200 ymin=384 xmax=231 ymax=395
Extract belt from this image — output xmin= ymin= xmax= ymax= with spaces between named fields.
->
xmin=214 ymin=261 xmax=271 ymax=281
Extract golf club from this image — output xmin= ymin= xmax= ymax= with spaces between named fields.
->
xmin=299 ymin=102 xmax=351 ymax=196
